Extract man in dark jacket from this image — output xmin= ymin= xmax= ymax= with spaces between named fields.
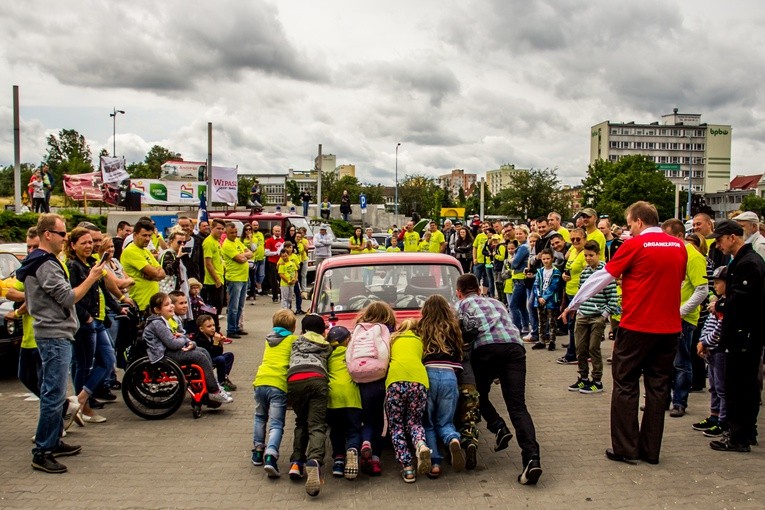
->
xmin=707 ymin=220 xmax=765 ymax=452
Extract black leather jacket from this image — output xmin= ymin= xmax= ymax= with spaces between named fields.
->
xmin=67 ymin=255 xmax=121 ymax=326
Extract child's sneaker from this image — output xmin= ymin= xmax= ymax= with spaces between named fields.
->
xmin=288 ymin=461 xmax=304 ymax=480
xmin=415 ymin=442 xmax=432 ymax=476
xmin=580 ymin=381 xmax=604 ymax=394
xmin=251 ymin=448 xmax=264 ymax=466
xmin=703 ymin=425 xmax=725 ymax=437
xmin=359 ymin=441 xmax=373 ymax=474
xmin=223 ymin=377 xmax=237 ymax=392
xmin=264 ymin=455 xmax=280 ymax=478
xmin=332 ymin=456 xmax=345 ymax=478
xmin=344 ymin=448 xmax=359 ymax=480
xmin=692 ymin=417 xmax=718 ymax=431
xmin=465 ymin=442 xmax=478 ymax=470
xmin=370 ymin=456 xmax=382 ymax=476
xmin=449 ymin=439 xmax=466 ymax=473
xmin=305 ymin=459 xmax=324 ymax=497
xmin=568 ymin=378 xmax=589 ymax=392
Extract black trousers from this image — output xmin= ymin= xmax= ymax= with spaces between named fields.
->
xmin=266 ymin=260 xmax=280 ymax=301
xmin=725 ymin=345 xmax=763 ymax=445
xmin=610 ymin=328 xmax=677 ymax=461
xmin=203 ymin=284 xmax=224 ymax=332
xmin=472 ymin=342 xmax=540 ymax=465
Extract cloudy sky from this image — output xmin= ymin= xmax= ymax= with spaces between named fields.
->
xmin=1 ymin=0 xmax=763 ymax=186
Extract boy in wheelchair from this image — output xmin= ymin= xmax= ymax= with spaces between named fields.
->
xmin=143 ymin=292 xmax=233 ymax=405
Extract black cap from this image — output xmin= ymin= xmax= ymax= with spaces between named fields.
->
xmin=705 ymin=266 xmax=728 ymax=280
xmin=327 ymin=325 xmax=351 ymax=344
xmin=706 ymin=219 xmax=744 ymax=239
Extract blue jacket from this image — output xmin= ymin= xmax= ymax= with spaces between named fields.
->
xmin=533 ymin=266 xmax=562 ymax=309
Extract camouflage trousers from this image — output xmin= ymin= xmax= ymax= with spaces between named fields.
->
xmin=455 ymin=384 xmax=480 ymax=447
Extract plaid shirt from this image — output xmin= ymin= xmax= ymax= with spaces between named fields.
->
xmin=457 ymin=293 xmax=522 ymax=350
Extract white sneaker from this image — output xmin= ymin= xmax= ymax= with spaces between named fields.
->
xmin=65 ymin=400 xmax=81 ymax=430
xmin=209 ymin=391 xmax=234 ymax=404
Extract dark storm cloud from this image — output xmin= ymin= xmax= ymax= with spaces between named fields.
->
xmin=0 ymin=1 xmax=322 ymax=91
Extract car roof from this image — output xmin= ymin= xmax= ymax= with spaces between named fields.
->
xmin=319 ymin=252 xmax=461 ymax=268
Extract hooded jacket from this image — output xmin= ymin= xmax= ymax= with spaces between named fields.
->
xmin=143 ymin=314 xmax=195 ymax=363
xmin=16 ymin=249 xmax=78 ymax=341
xmin=253 ymin=327 xmax=297 ymax=392
xmin=287 ymin=330 xmax=332 ymax=379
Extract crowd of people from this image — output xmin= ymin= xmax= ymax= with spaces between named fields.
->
xmin=11 ymin=200 xmax=764 ymax=488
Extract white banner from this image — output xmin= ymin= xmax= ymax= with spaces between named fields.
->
xmin=100 ymin=156 xmax=130 ymax=184
xmin=129 ymin=179 xmax=207 ymax=205
xmin=211 ymin=166 xmax=238 ymax=205
xmin=160 ymin=160 xmax=207 ymax=181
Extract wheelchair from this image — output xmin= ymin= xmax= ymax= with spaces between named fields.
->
xmin=120 ymin=319 xmax=220 ymax=420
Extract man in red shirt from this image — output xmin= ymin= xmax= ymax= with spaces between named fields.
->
xmin=562 ymin=201 xmax=687 ymax=464
xmin=264 ymin=225 xmax=285 ymax=303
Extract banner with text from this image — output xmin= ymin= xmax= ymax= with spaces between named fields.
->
xmin=130 ymin=179 xmax=208 ymax=205
xmin=211 ymin=166 xmax=238 ymax=205
xmin=160 ymin=160 xmax=207 ymax=181
xmin=63 ymin=172 xmax=105 ymax=201
xmin=100 ymin=156 xmax=130 ymax=184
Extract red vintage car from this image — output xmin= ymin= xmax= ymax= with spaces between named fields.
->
xmin=310 ymin=252 xmax=464 ymax=329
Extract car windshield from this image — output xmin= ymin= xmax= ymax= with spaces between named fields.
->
xmin=0 ymin=253 xmax=21 ymax=280
xmin=314 ymin=262 xmax=461 ymax=314
xmin=288 ymin=217 xmax=313 ymax=238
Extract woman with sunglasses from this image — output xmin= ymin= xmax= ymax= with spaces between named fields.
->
xmin=558 ymin=228 xmax=587 ymax=364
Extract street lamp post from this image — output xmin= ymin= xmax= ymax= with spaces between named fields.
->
xmin=686 ymin=133 xmax=693 ymax=220
xmin=110 ymin=107 xmax=125 ymax=157
xmin=395 ymin=142 xmax=401 ymax=216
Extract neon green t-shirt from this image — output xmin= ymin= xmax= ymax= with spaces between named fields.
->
xmin=557 ymin=227 xmax=571 ymax=243
xmin=202 ymin=235 xmax=224 ymax=285
xmin=13 ymin=280 xmax=36 ymax=349
xmin=222 ymin=238 xmax=249 ymax=282
xmin=328 ymin=345 xmax=362 ymax=409
xmin=473 ymin=233 xmax=488 ymax=263
xmin=402 ymin=231 xmax=420 ymax=252
xmin=564 ymin=248 xmax=586 ymax=295
xmin=278 ymin=259 xmax=297 ymax=287
xmin=428 ymin=230 xmax=445 ymax=253
xmin=386 ymin=330 xmax=429 ymax=389
xmin=386 ymin=245 xmax=401 ymax=253
xmin=586 ymin=229 xmax=607 ymax=261
xmin=251 ymin=231 xmax=265 ymax=261
xmin=120 ymin=243 xmax=160 ymax=310
xmin=682 ymin=243 xmax=708 ymax=326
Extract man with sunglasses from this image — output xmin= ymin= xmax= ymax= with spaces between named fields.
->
xmin=17 ymin=214 xmax=107 ymax=473
xmin=577 ymin=208 xmax=606 ymax=261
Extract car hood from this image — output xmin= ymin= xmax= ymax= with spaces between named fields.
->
xmin=321 ymin=309 xmax=423 ymax=330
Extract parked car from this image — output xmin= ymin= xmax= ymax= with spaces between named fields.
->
xmin=0 ymin=251 xmax=23 ymax=363
xmin=309 ymin=252 xmax=463 ymax=329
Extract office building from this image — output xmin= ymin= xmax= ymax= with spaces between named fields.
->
xmin=485 ymin=164 xmax=529 ymax=196
xmin=438 ymin=169 xmax=477 ymax=197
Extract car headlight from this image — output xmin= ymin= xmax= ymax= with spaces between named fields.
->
xmin=6 ymin=319 xmax=16 ymax=335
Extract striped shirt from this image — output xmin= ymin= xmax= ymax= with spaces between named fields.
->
xmin=577 ymin=262 xmax=620 ymax=318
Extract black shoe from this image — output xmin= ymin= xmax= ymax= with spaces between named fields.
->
xmin=518 ymin=457 xmax=542 ymax=485
xmin=494 ymin=427 xmax=513 ymax=452
xmin=272 ymin=298 xmax=279 ymax=303
xmin=638 ymin=454 xmax=659 ymax=465
xmin=295 ymin=310 xmax=305 ymax=315
xmin=32 ymin=453 xmax=67 ymax=473
xmin=236 ymin=330 xmax=249 ymax=336
xmin=710 ymin=438 xmax=751 ymax=452
xmin=228 ymin=333 xmax=242 ymax=339
xmin=51 ymin=442 xmax=82 ymax=458
xmin=88 ymin=398 xmax=105 ymax=409
xmin=531 ymin=342 xmax=546 ymax=350
xmin=561 ymin=343 xmax=569 ymax=348
xmin=93 ymin=388 xmax=117 ymax=401
xmin=605 ymin=448 xmax=638 ymax=464
xmin=547 ymin=342 xmax=556 ymax=351
xmin=465 ymin=443 xmax=477 ymax=470
xmin=110 ymin=380 xmax=122 ymax=390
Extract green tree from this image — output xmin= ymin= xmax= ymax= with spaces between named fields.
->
xmin=457 ymin=186 xmax=466 ymax=206
xmin=581 ymin=155 xmax=674 ymax=223
xmin=398 ymin=174 xmax=441 ymax=218
xmin=45 ymin=129 xmax=94 ymax=192
xmin=238 ymin=176 xmax=257 ymax=206
xmin=741 ymin=195 xmax=765 ymax=219
xmin=126 ymin=145 xmax=182 ymax=179
xmin=285 ymin=179 xmax=301 ymax=204
xmin=493 ymin=168 xmax=569 ymax=219
xmin=0 ymin=163 xmax=36 ymax=198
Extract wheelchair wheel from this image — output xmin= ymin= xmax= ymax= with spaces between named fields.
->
xmin=192 ymin=405 xmax=202 ymax=419
xmin=122 ymin=356 xmax=186 ymax=420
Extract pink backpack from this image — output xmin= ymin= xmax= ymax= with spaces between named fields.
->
xmin=346 ymin=323 xmax=391 ymax=383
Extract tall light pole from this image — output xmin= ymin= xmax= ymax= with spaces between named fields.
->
xmin=395 ymin=142 xmax=401 ymax=216
xmin=109 ymin=107 xmax=125 ymax=156
xmin=686 ymin=133 xmax=693 ymax=220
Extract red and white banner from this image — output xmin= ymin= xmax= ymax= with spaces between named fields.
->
xmin=211 ymin=166 xmax=238 ymax=205
xmin=63 ymin=172 xmax=104 ymax=201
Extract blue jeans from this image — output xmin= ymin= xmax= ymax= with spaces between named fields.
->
xmin=104 ymin=312 xmax=121 ymax=387
xmin=302 ymin=202 xmax=309 ymax=216
xmin=34 ymin=338 xmax=72 ymax=455
xmin=708 ymin=350 xmax=727 ymax=422
xmin=672 ymin=320 xmax=695 ymax=409
xmin=424 ymin=367 xmax=460 ymax=464
xmin=526 ymin=288 xmax=539 ymax=339
xmin=253 ymin=385 xmax=288 ymax=458
xmin=473 ymin=264 xmax=489 ymax=291
xmin=509 ymin=280 xmax=529 ymax=333
xmin=226 ymin=280 xmax=247 ymax=335
xmin=485 ymin=266 xmax=495 ymax=298
xmin=212 ymin=352 xmax=235 ymax=383
xmin=73 ymin=320 xmax=116 ymax=395
xmin=248 ymin=260 xmax=265 ymax=297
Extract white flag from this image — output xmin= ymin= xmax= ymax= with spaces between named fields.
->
xmin=100 ymin=156 xmax=130 ymax=184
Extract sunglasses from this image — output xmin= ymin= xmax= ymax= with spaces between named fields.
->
xmin=47 ymin=230 xmax=67 ymax=238
xmin=177 ymin=240 xmax=187 ymax=245
xmin=570 ymin=237 xmax=583 ymax=242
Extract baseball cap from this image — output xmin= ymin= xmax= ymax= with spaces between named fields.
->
xmin=706 ymin=266 xmax=728 ymax=280
xmin=491 ymin=234 xmax=502 ymax=241
xmin=319 ymin=224 xmax=328 ymax=230
xmin=327 ymin=325 xmax=351 ymax=344
xmin=578 ymin=207 xmax=597 ymax=218
xmin=707 ymin=219 xmax=744 ymax=239
xmin=732 ymin=211 xmax=759 ymax=222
